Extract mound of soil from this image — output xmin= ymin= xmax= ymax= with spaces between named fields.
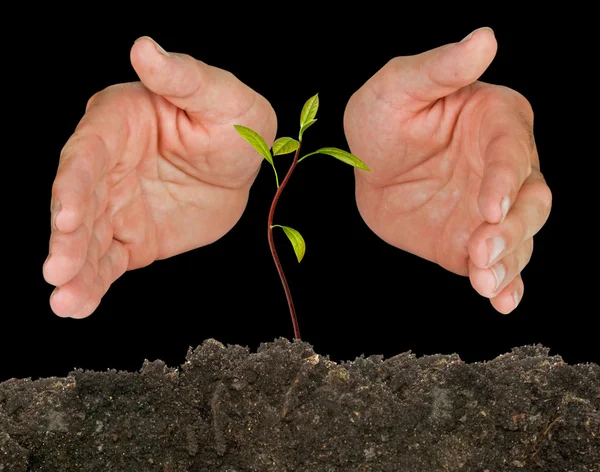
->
xmin=1 ymin=338 xmax=599 ymax=471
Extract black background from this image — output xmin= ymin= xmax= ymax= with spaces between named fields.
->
xmin=4 ymin=13 xmax=595 ymax=383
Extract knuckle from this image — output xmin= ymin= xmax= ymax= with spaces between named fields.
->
xmin=58 ymin=132 xmax=105 ymax=177
xmin=384 ymin=56 xmax=411 ymax=79
xmin=486 ymin=87 xmax=536 ymax=156
xmin=495 ymin=85 xmax=534 ymax=118
xmin=510 ymin=89 xmax=534 ymax=120
xmin=84 ymin=84 xmax=116 ymax=110
xmin=86 ymin=83 xmax=135 ymax=113
xmin=541 ymin=183 xmax=553 ymax=210
xmin=58 ymin=140 xmax=80 ymax=168
xmin=536 ymin=182 xmax=553 ymax=218
xmin=85 ymin=91 xmax=101 ymax=111
xmin=509 ymin=93 xmax=536 ymax=155
xmin=385 ymin=55 xmax=403 ymax=70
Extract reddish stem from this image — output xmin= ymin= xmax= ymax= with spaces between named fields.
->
xmin=267 ymin=143 xmax=302 ymax=340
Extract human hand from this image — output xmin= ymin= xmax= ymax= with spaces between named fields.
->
xmin=43 ymin=37 xmax=277 ymax=318
xmin=343 ymin=27 xmax=551 ymax=314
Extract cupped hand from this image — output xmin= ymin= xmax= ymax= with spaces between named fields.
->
xmin=343 ymin=27 xmax=552 ymax=314
xmin=43 ymin=37 xmax=277 ymax=318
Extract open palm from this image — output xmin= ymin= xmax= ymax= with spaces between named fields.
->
xmin=43 ymin=37 xmax=276 ymax=318
xmin=344 ymin=28 xmax=551 ymax=314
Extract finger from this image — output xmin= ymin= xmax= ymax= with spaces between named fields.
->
xmin=111 ymin=194 xmax=158 ymax=270
xmin=477 ymin=97 xmax=535 ymax=224
xmin=51 ymin=82 xmax=135 ymax=235
xmin=130 ymin=36 xmax=259 ymax=125
xmin=70 ymin=240 xmax=129 ymax=319
xmin=51 ymin=131 xmax=111 ymax=234
xmin=89 ymin=211 xmax=115 ymax=267
xmin=490 ymin=275 xmax=524 ymax=315
xmin=48 ymin=212 xmax=113 ymax=316
xmin=468 ymin=169 xmax=552 ymax=269
xmin=50 ymin=257 xmax=97 ymax=317
xmin=44 ymin=190 xmax=99 ymax=287
xmin=370 ymin=27 xmax=497 ymax=113
xmin=469 ymin=238 xmax=533 ymax=298
xmin=93 ymin=176 xmax=110 ymax=219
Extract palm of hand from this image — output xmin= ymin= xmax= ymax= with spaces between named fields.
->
xmin=346 ymin=81 xmax=525 ymax=275
xmin=44 ymin=38 xmax=276 ymax=318
xmin=86 ymin=83 xmax=275 ymax=266
xmin=344 ymin=30 xmax=551 ymax=314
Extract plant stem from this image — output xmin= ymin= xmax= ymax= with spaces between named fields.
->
xmin=271 ymin=163 xmax=280 ymax=188
xmin=267 ymin=142 xmax=302 ymax=340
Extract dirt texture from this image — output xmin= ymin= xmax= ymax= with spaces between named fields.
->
xmin=1 ymin=338 xmax=599 ymax=471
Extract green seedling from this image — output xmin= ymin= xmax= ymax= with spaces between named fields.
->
xmin=234 ymin=94 xmax=371 ymax=340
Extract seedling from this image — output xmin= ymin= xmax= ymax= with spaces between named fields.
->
xmin=234 ymin=94 xmax=371 ymax=340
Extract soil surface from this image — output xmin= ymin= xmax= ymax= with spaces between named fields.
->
xmin=1 ymin=338 xmax=599 ymax=471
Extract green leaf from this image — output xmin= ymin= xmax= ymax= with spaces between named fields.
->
xmin=298 ymin=118 xmax=317 ymax=140
xmin=234 ymin=124 xmax=273 ymax=165
xmin=272 ymin=225 xmax=306 ymax=263
xmin=272 ymin=137 xmax=299 ymax=156
xmin=304 ymin=147 xmax=371 ymax=171
xmin=300 ymin=93 xmax=319 ymax=129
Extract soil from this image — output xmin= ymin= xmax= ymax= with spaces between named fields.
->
xmin=1 ymin=338 xmax=599 ymax=472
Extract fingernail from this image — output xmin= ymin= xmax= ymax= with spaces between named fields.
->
xmin=461 ymin=26 xmax=494 ymax=43
xmin=500 ymin=196 xmax=510 ymax=222
xmin=487 ymin=236 xmax=505 ymax=266
xmin=491 ymin=263 xmax=506 ymax=292
xmin=51 ymin=200 xmax=61 ymax=231
xmin=135 ymin=36 xmax=170 ymax=57
xmin=512 ymin=290 xmax=520 ymax=308
xmin=50 ymin=287 xmax=59 ymax=299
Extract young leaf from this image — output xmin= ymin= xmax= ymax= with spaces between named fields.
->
xmin=272 ymin=137 xmax=299 ymax=156
xmin=298 ymin=118 xmax=317 ymax=140
xmin=272 ymin=225 xmax=306 ymax=263
xmin=300 ymin=93 xmax=319 ymax=129
xmin=302 ymin=147 xmax=371 ymax=171
xmin=234 ymin=124 xmax=273 ymax=166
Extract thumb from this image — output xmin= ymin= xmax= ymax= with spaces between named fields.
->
xmin=371 ymin=27 xmax=497 ymax=112
xmin=130 ymin=36 xmax=257 ymax=124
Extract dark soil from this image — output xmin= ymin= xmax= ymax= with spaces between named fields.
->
xmin=1 ymin=339 xmax=599 ymax=471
